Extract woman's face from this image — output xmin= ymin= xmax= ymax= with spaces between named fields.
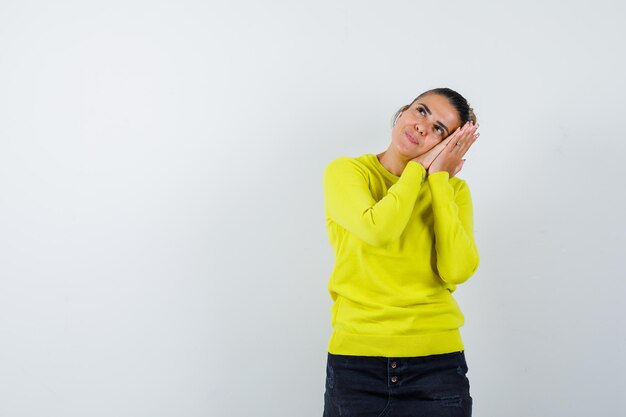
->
xmin=391 ymin=93 xmax=462 ymax=159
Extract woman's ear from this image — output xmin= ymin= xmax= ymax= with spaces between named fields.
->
xmin=393 ymin=105 xmax=410 ymax=126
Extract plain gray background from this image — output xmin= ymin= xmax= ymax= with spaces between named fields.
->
xmin=1 ymin=0 xmax=625 ymax=416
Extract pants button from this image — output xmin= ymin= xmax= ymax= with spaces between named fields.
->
xmin=391 ymin=376 xmax=398 ymax=383
xmin=390 ymin=361 xmax=397 ymax=369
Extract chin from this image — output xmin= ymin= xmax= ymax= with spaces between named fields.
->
xmin=396 ymin=144 xmax=423 ymax=160
xmin=394 ymin=141 xmax=419 ymax=158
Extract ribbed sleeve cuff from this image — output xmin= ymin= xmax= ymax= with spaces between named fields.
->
xmin=427 ymin=171 xmax=450 ymax=185
xmin=404 ymin=161 xmax=427 ymax=185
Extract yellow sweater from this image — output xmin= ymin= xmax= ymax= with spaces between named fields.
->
xmin=322 ymin=154 xmax=479 ymax=357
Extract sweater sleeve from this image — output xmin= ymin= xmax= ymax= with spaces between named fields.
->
xmin=323 ymin=157 xmax=426 ymax=247
xmin=428 ymin=172 xmax=480 ymax=284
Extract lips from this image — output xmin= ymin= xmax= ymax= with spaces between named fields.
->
xmin=405 ymin=131 xmax=419 ymax=145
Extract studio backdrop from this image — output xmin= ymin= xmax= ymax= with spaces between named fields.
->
xmin=1 ymin=1 xmax=625 ymax=416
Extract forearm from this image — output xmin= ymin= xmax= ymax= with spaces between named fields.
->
xmin=323 ymin=159 xmax=426 ymax=247
xmin=428 ymin=172 xmax=480 ymax=284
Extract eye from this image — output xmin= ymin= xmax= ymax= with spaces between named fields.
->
xmin=415 ymin=105 xmax=426 ymax=116
xmin=434 ymin=126 xmax=443 ymax=135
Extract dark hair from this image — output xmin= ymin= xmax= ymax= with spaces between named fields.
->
xmin=393 ymin=87 xmax=476 ymax=127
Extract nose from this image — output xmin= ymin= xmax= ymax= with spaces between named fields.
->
xmin=414 ymin=121 xmax=427 ymax=136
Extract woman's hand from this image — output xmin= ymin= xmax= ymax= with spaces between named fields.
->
xmin=428 ymin=122 xmax=479 ymax=177
xmin=411 ymin=134 xmax=457 ymax=170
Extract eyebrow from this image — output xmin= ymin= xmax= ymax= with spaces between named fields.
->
xmin=417 ymin=103 xmax=450 ymax=136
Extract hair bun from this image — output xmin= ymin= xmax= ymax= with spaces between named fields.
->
xmin=468 ymin=106 xmax=477 ymax=124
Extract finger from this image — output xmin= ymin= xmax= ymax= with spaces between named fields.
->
xmin=438 ymin=128 xmax=461 ymax=152
xmin=454 ymin=122 xmax=470 ymax=138
xmin=457 ymin=128 xmax=480 ymax=154
xmin=447 ymin=123 xmax=475 ymax=154
xmin=453 ymin=123 xmax=475 ymax=144
xmin=444 ymin=127 xmax=462 ymax=143
xmin=452 ymin=131 xmax=471 ymax=152
xmin=462 ymin=123 xmax=477 ymax=138
xmin=462 ymin=129 xmax=478 ymax=146
xmin=457 ymin=132 xmax=479 ymax=156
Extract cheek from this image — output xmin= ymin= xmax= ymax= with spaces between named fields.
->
xmin=391 ymin=125 xmax=405 ymax=144
xmin=423 ymin=136 xmax=442 ymax=150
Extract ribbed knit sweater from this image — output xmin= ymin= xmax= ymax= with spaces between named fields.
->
xmin=322 ymin=154 xmax=479 ymax=357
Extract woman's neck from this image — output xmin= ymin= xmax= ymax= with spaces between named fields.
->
xmin=376 ymin=147 xmax=411 ymax=177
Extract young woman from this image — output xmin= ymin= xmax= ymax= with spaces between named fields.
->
xmin=322 ymin=88 xmax=479 ymax=417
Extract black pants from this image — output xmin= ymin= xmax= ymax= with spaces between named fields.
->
xmin=323 ymin=351 xmax=472 ymax=417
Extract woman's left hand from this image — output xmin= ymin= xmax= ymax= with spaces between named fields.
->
xmin=428 ymin=122 xmax=479 ymax=177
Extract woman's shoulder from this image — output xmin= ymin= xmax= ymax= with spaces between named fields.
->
xmin=324 ymin=154 xmax=374 ymax=174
